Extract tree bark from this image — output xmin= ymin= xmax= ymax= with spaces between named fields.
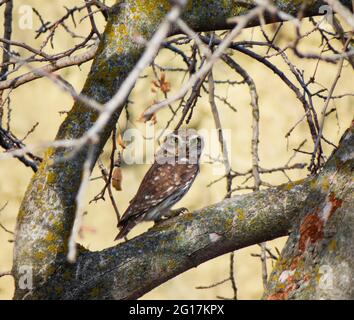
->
xmin=264 ymin=123 xmax=354 ymax=300
xmin=11 ymin=0 xmax=353 ymax=300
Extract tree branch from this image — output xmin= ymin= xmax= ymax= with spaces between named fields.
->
xmin=0 ymin=46 xmax=97 ymax=91
xmin=18 ymin=175 xmax=312 ymax=299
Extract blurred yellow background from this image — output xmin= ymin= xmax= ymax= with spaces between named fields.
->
xmin=0 ymin=1 xmax=352 ymax=300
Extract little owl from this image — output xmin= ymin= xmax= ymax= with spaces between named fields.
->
xmin=115 ymin=129 xmax=204 ymax=240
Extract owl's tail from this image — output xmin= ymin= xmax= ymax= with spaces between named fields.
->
xmin=115 ymin=220 xmax=135 ymax=240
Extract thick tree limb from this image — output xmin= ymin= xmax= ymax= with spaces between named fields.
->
xmin=17 ymin=176 xmax=311 ymax=299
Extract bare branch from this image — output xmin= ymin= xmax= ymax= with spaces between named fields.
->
xmin=0 ymin=46 xmax=97 ymax=91
xmin=67 ymin=145 xmax=95 ymax=263
xmin=324 ymin=0 xmax=354 ymax=28
xmin=0 ymin=271 xmax=12 ymax=278
xmin=309 ymin=37 xmax=351 ymax=172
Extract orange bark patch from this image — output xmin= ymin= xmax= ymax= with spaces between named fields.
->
xmin=267 ymin=283 xmax=297 ymax=300
xmin=299 ymin=212 xmax=324 ymax=252
xmin=267 ymin=292 xmax=288 ymax=300
xmin=267 ymin=269 xmax=300 ymax=300
xmin=328 ymin=193 xmax=343 ymax=218
xmin=303 ymin=274 xmax=311 ymax=282
xmin=290 ymin=255 xmax=302 ymax=270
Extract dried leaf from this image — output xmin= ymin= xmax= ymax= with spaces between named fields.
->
xmin=112 ymin=166 xmax=123 ymax=191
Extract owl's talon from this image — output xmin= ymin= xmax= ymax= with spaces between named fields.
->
xmin=168 ymin=207 xmax=189 ymax=218
xmin=153 ymin=208 xmax=189 ymax=228
xmin=153 ymin=217 xmax=164 ymax=225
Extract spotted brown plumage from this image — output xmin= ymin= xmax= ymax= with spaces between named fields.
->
xmin=115 ymin=129 xmax=203 ymax=240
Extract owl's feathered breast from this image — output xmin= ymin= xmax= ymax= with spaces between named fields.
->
xmin=120 ymin=161 xmax=199 ymax=223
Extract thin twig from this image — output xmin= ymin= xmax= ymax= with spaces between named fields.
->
xmin=0 ymin=271 xmax=12 ymax=278
xmin=67 ymin=144 xmax=95 ymax=263
xmin=196 ymin=278 xmax=230 ymax=290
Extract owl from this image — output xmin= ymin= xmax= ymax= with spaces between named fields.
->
xmin=115 ymin=129 xmax=204 ymax=240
